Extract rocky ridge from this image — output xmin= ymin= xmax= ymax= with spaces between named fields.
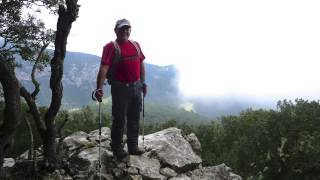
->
xmin=3 ymin=127 xmax=241 ymax=180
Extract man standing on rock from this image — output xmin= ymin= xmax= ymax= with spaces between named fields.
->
xmin=93 ymin=18 xmax=147 ymax=158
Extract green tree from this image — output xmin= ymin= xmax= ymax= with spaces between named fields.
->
xmin=209 ymin=99 xmax=320 ymax=180
xmin=0 ymin=0 xmax=79 ymax=170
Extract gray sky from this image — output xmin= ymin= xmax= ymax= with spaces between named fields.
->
xmin=43 ymin=0 xmax=320 ymax=100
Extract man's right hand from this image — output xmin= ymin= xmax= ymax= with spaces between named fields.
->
xmin=92 ymin=89 xmax=104 ymax=102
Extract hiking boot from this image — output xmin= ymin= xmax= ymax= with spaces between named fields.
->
xmin=128 ymin=146 xmax=145 ymax=155
xmin=112 ymin=148 xmax=128 ymax=159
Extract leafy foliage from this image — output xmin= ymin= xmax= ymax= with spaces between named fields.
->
xmin=59 ymin=106 xmax=111 ymax=136
xmin=195 ymin=99 xmax=320 ymax=180
xmin=143 ymin=99 xmax=320 ymax=180
xmin=0 ymin=0 xmax=55 ymax=63
xmin=3 ymin=99 xmax=320 ymax=179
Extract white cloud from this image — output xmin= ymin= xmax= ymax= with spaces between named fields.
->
xmin=41 ymin=0 xmax=320 ymax=99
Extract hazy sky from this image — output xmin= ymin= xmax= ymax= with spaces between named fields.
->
xmin=43 ymin=0 xmax=320 ymax=100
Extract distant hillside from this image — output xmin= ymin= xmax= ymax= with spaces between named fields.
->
xmin=88 ymin=99 xmax=210 ymax=125
xmin=15 ymin=50 xmax=272 ymax=119
xmin=16 ymin=51 xmax=180 ymax=107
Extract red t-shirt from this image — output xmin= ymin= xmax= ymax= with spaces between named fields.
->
xmin=101 ymin=40 xmax=145 ymax=82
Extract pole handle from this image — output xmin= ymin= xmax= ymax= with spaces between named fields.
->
xmin=92 ymin=89 xmax=103 ymax=101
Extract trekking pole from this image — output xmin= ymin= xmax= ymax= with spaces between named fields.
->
xmin=98 ymin=101 xmax=102 ymax=180
xmin=142 ymin=95 xmax=145 ymax=148
xmin=92 ymin=89 xmax=102 ymax=180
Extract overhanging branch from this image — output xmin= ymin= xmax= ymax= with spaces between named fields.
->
xmin=30 ymin=43 xmax=49 ymax=98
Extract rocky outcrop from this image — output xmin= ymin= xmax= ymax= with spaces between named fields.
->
xmin=6 ymin=127 xmax=242 ymax=180
xmin=142 ymin=128 xmax=202 ymax=173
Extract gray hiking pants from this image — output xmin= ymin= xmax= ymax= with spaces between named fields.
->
xmin=110 ymin=81 xmax=142 ymax=150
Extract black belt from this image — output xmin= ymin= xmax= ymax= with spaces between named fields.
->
xmin=111 ymin=80 xmax=141 ymax=87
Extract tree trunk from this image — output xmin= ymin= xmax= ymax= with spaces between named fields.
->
xmin=42 ymin=0 xmax=79 ymax=167
xmin=0 ymin=57 xmax=21 ymax=167
xmin=42 ymin=125 xmax=57 ymax=169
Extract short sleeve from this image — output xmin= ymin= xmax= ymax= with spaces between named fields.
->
xmin=101 ymin=42 xmax=115 ymax=65
xmin=136 ymin=42 xmax=145 ymax=62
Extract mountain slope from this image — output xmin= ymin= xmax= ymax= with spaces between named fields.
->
xmin=15 ymin=50 xmax=273 ymax=119
xmin=16 ymin=51 xmax=180 ymax=107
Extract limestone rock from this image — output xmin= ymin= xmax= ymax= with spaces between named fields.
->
xmin=142 ymin=127 xmax=202 ymax=172
xmin=123 ymin=174 xmax=143 ymax=180
xmin=160 ymin=167 xmax=178 ymax=177
xmin=169 ymin=174 xmax=192 ymax=180
xmin=88 ymin=127 xmax=111 ymax=143
xmin=70 ymin=147 xmax=99 ymax=172
xmin=3 ymin=158 xmax=15 ymax=168
xmin=128 ymin=154 xmax=166 ymax=180
xmin=0 ymin=158 xmax=15 ymax=179
xmin=63 ymin=131 xmax=91 ymax=152
xmin=190 ymin=163 xmax=242 ymax=180
xmin=185 ymin=133 xmax=202 ymax=156
xmin=6 ymin=127 xmax=242 ymax=180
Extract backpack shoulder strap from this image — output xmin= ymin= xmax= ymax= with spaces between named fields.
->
xmin=107 ymin=41 xmax=121 ymax=84
xmin=111 ymin=41 xmax=121 ymax=63
xmin=129 ymin=40 xmax=141 ymax=57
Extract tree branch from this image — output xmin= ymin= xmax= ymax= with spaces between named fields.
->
xmin=46 ymin=0 xmax=79 ymax=124
xmin=20 ymin=86 xmax=46 ymax=136
xmin=30 ymin=43 xmax=49 ymax=98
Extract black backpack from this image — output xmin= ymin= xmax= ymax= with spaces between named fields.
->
xmin=106 ymin=40 xmax=141 ymax=84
